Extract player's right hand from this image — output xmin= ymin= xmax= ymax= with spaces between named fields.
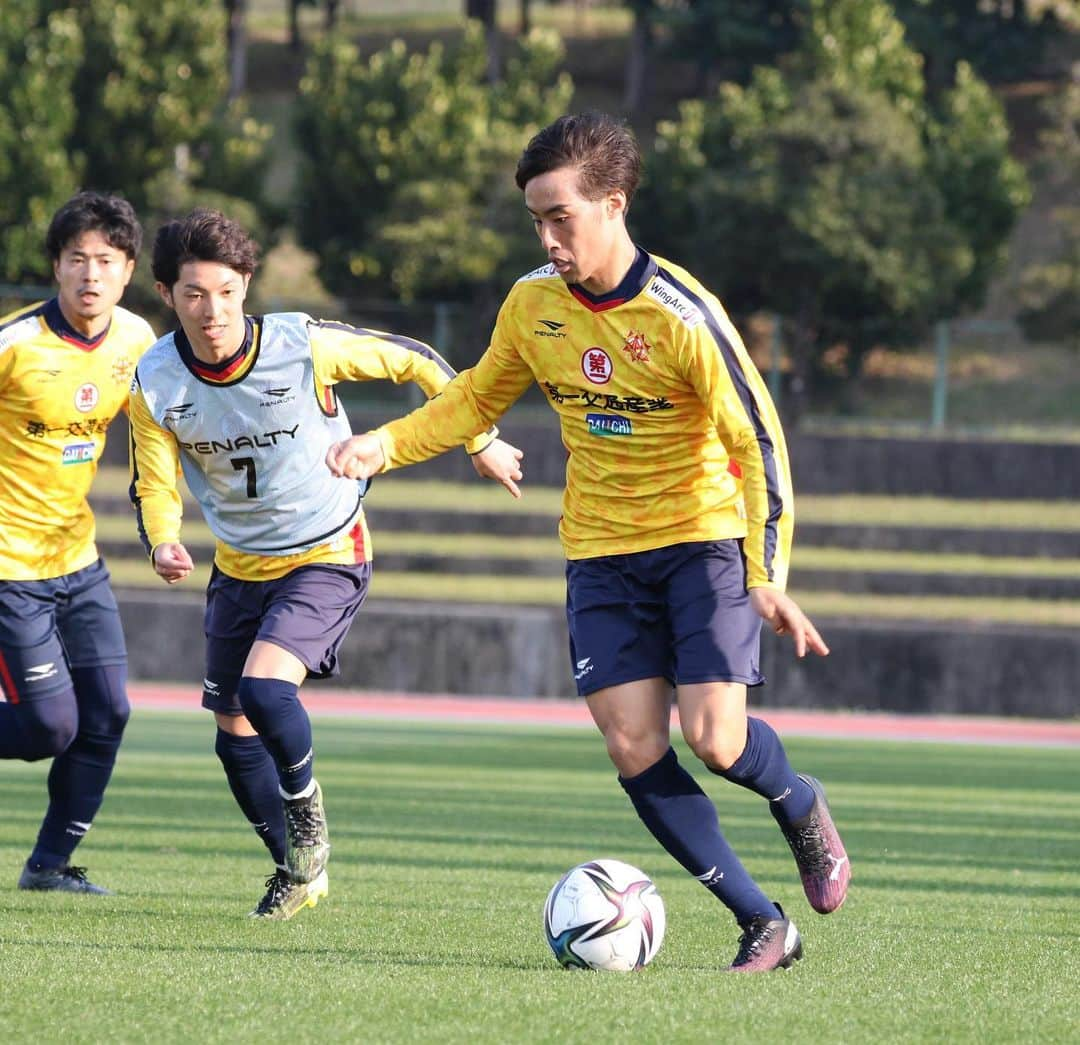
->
xmin=326 ymin=434 xmax=385 ymax=479
xmin=152 ymin=542 xmax=194 ymax=584
xmin=749 ymin=587 xmax=830 ymax=659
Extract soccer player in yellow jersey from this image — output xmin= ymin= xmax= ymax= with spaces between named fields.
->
xmin=0 ymin=192 xmax=155 ymax=894
xmin=328 ymin=112 xmax=851 ymax=970
xmin=128 ymin=209 xmax=523 ymax=919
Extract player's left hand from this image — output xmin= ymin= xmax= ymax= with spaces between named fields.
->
xmin=749 ymin=588 xmax=830 ymax=658
xmin=326 ymin=433 xmax=384 ymax=479
xmin=471 ymin=438 xmax=524 ymax=499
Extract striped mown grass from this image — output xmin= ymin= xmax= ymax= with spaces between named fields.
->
xmin=1 ymin=711 xmax=1077 ymax=1044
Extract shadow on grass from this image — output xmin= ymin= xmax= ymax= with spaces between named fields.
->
xmin=0 ymin=932 xmax=547 ymax=970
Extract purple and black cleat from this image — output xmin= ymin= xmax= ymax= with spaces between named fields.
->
xmin=728 ymin=903 xmax=803 ymax=973
xmin=773 ymin=774 xmax=851 ymax=914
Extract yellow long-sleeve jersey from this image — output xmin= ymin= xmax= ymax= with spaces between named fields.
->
xmin=129 ymin=314 xmax=495 ymax=582
xmin=0 ymin=299 xmax=155 ymax=580
xmin=377 ymin=250 xmax=794 ymax=589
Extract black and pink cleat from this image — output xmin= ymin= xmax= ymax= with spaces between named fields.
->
xmin=728 ymin=903 xmax=803 ymax=972
xmin=773 ymin=774 xmax=851 ymax=914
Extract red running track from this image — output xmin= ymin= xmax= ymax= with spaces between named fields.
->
xmin=130 ymin=683 xmax=1080 ymax=748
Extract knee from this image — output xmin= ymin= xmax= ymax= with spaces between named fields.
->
xmin=236 ymin=677 xmax=297 ymax=734
xmin=100 ymin=698 xmax=130 ymax=740
xmin=236 ymin=677 xmax=272 ymax=728
xmin=603 ymin=728 xmax=670 ymax=779
xmin=19 ymin=701 xmax=78 ymax=761
xmin=71 ymin=665 xmax=130 ymax=740
xmin=683 ymin=722 xmax=748 ymax=772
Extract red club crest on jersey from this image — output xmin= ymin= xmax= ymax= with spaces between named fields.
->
xmin=111 ymin=356 xmax=134 ymax=385
xmin=582 ymin=348 xmax=614 ymax=385
xmin=74 ymin=383 xmax=99 ymax=413
xmin=623 ymin=330 xmax=651 ymax=363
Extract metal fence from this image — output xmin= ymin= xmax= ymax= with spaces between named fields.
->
xmin=5 ymin=283 xmax=1076 ymax=436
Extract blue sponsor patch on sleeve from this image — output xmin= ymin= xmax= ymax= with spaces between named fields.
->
xmin=62 ymin=442 xmax=96 ymax=465
xmin=586 ymin=413 xmax=632 ymax=436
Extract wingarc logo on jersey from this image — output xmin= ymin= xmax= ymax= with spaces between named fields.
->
xmin=648 ymin=281 xmax=703 ymax=327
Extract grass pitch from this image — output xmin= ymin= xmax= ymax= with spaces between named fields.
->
xmin=1 ymin=712 xmax=1077 ymax=1044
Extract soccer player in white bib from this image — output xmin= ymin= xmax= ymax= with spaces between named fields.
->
xmin=128 ymin=209 xmax=523 ymax=920
xmin=327 ymin=112 xmax=851 ymax=970
xmin=0 ymin=192 xmax=156 ymax=894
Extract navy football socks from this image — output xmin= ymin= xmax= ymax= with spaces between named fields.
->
xmin=717 ymin=716 xmax=815 ymax=821
xmin=28 ymin=665 xmax=129 ymax=869
xmin=236 ymin=677 xmax=315 ymax=796
xmin=620 ymin=747 xmax=780 ymax=924
xmin=215 ymin=729 xmax=287 ymax=865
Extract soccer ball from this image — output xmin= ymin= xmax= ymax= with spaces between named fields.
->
xmin=543 ymin=858 xmax=666 ymax=971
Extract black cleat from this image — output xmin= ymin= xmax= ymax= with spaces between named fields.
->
xmin=18 ymin=863 xmax=113 ymax=895
xmin=249 ymin=867 xmax=328 ymax=920
xmin=728 ymin=903 xmax=803 ymax=972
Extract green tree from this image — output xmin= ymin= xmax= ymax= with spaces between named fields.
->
xmin=659 ymin=0 xmax=811 ymax=91
xmin=0 ymin=3 xmax=80 ymax=282
xmin=636 ymin=0 xmax=1029 ymax=409
xmin=890 ymin=0 xmax=1067 ymax=88
xmin=295 ymin=23 xmax=572 ymax=302
xmin=1018 ymin=81 xmax=1080 ymax=348
xmin=38 ymin=1 xmax=272 ymax=224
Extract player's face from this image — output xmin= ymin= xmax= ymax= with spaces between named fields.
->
xmin=525 ymin=166 xmax=627 ymax=292
xmin=159 ymin=260 xmax=251 ymax=361
xmin=53 ymin=230 xmax=136 ymax=336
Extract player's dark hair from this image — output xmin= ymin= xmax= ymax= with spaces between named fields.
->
xmin=151 ymin=208 xmax=260 ymax=288
xmin=45 ymin=191 xmax=142 ymax=262
xmin=514 ymin=112 xmax=641 ymax=204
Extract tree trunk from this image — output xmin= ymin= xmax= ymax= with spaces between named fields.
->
xmin=288 ymin=0 xmax=302 ymax=52
xmin=623 ymin=1 xmax=653 ymax=114
xmin=325 ymin=0 xmax=340 ymax=32
xmin=782 ymin=291 xmax=821 ymax=429
xmin=465 ymin=0 xmax=500 ymax=82
xmin=519 ymin=0 xmax=531 ymax=36
xmin=225 ymin=0 xmax=248 ymax=100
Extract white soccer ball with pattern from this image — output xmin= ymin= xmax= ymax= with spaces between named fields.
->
xmin=543 ymin=858 xmax=665 ymax=971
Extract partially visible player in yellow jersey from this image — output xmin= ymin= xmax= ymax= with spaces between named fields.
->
xmin=0 ymin=191 xmax=155 ymax=895
xmin=328 ymin=113 xmax=851 ymax=971
xmin=128 ymin=208 xmax=523 ymax=920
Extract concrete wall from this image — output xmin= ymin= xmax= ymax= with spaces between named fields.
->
xmin=341 ymin=411 xmax=1080 ymax=500
xmin=342 ymin=412 xmax=1080 ymax=500
xmin=788 ymin=433 xmax=1080 ymax=501
xmin=117 ymin=592 xmax=1079 ymax=719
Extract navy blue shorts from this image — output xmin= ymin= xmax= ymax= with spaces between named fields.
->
xmin=0 ymin=559 xmax=126 ymax=703
xmin=564 ymin=540 xmax=764 ymax=697
xmin=202 ymin=561 xmax=372 ymax=715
